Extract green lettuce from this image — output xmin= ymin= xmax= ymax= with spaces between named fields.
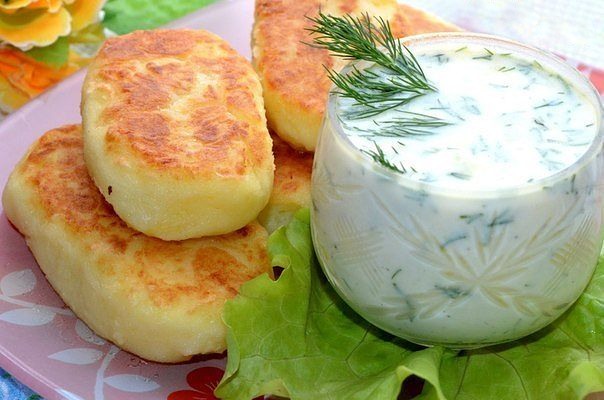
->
xmin=102 ymin=0 xmax=218 ymax=34
xmin=216 ymin=209 xmax=604 ymax=400
xmin=25 ymin=37 xmax=69 ymax=68
xmin=419 ymin=257 xmax=604 ymax=400
xmin=216 ymin=209 xmax=448 ymax=400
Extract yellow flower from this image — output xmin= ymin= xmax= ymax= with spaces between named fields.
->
xmin=66 ymin=0 xmax=106 ymax=32
xmin=0 ymin=1 xmax=36 ymax=11
xmin=0 ymin=0 xmax=105 ymax=50
xmin=0 ymin=12 xmax=106 ymax=113
xmin=0 ymin=45 xmax=78 ymax=113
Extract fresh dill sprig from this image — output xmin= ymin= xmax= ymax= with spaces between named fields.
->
xmin=328 ymin=67 xmax=425 ymax=118
xmin=361 ymin=142 xmax=409 ymax=173
xmin=534 ymin=99 xmax=564 ymax=109
xmin=449 ymin=172 xmax=472 ymax=180
xmin=306 ymin=12 xmax=436 ymax=119
xmin=472 ymin=49 xmax=493 ymax=60
xmin=361 ymin=111 xmax=450 ymax=137
xmin=306 ymin=12 xmax=454 ymax=174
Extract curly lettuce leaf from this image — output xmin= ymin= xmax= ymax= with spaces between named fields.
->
xmin=418 ymin=256 xmax=604 ymax=400
xmin=217 ymin=208 xmax=604 ymax=400
xmin=102 ymin=0 xmax=218 ymax=34
xmin=25 ymin=37 xmax=69 ymax=68
xmin=216 ymin=209 xmax=449 ymax=400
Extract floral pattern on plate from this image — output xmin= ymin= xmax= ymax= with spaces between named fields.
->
xmin=0 ymin=3 xmax=602 ymax=399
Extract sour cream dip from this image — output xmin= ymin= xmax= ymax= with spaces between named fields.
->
xmin=311 ymin=33 xmax=604 ymax=348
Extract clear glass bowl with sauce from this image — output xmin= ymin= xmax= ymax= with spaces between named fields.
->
xmin=310 ymin=33 xmax=604 ymax=348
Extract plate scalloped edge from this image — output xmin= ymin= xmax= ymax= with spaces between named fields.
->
xmin=0 ymin=1 xmax=251 ymax=399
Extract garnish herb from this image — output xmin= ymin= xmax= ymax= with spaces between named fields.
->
xmin=534 ymin=118 xmax=546 ymax=128
xmin=534 ymin=99 xmax=564 ymax=109
xmin=307 ymin=12 xmax=434 ymax=118
xmin=306 ymin=12 xmax=452 ymax=173
xmin=487 ymin=210 xmax=514 ymax=227
xmin=460 ymin=213 xmax=484 ymax=224
xmin=359 ymin=111 xmax=450 ymax=137
xmin=449 ymin=172 xmax=472 ymax=180
xmin=361 ymin=142 xmax=409 ymax=173
xmin=306 ymin=12 xmax=434 ymax=103
xmin=330 ymin=67 xmax=426 ymax=119
xmin=472 ymin=49 xmax=494 ymax=61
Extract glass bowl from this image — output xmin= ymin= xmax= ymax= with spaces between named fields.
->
xmin=310 ymin=33 xmax=604 ymax=348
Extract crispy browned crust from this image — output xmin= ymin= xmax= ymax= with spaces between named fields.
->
xmin=257 ymin=132 xmax=313 ymax=232
xmin=253 ymin=0 xmax=460 ymax=151
xmin=82 ymin=29 xmax=274 ymax=240
xmin=272 ymin=133 xmax=313 ymax=201
xmin=253 ymin=0 xmax=332 ymax=137
xmin=15 ymin=125 xmax=270 ymax=308
xmin=85 ymin=29 xmax=271 ymax=178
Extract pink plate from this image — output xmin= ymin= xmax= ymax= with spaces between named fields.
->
xmin=1 ymin=1 xmax=604 ymax=399
xmin=0 ymin=1 xmax=252 ymax=399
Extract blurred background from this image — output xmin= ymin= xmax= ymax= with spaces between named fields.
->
xmin=405 ymin=0 xmax=604 ymax=69
xmin=1 ymin=0 xmax=602 ymax=120
xmin=0 ymin=0 xmax=216 ymax=119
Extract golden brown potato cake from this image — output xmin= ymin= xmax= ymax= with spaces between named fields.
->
xmin=252 ymin=0 xmax=460 ymax=151
xmin=258 ymin=134 xmax=313 ymax=233
xmin=82 ymin=29 xmax=274 ymax=240
xmin=2 ymin=125 xmax=271 ymax=363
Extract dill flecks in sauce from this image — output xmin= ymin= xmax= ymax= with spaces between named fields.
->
xmin=338 ymin=43 xmax=598 ymax=189
xmin=312 ymin=32 xmax=604 ymax=348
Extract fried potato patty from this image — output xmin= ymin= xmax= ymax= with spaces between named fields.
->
xmin=2 ymin=125 xmax=271 ymax=362
xmin=253 ymin=0 xmax=460 ymax=151
xmin=82 ymin=29 xmax=274 ymax=240
xmin=258 ymin=134 xmax=313 ymax=233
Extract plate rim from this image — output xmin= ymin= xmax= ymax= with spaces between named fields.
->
xmin=0 ymin=0 xmax=251 ymax=399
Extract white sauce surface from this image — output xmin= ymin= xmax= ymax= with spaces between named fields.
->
xmin=339 ymin=43 xmax=598 ymax=189
xmin=312 ymin=37 xmax=604 ymax=347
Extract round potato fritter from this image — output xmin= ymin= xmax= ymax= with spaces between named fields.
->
xmin=258 ymin=134 xmax=313 ymax=233
xmin=2 ymin=125 xmax=271 ymax=362
xmin=82 ymin=29 xmax=274 ymax=240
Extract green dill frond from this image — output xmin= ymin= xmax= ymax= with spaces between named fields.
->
xmin=307 ymin=12 xmax=435 ymax=119
xmin=364 ymin=112 xmax=452 ymax=137
xmin=329 ymin=67 xmax=426 ymax=118
xmin=307 ymin=13 xmax=431 ymax=88
xmin=534 ymin=99 xmax=564 ymax=109
xmin=361 ymin=142 xmax=407 ymax=173
xmin=306 ymin=12 xmax=453 ymax=174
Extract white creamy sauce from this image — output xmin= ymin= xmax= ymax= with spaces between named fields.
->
xmin=338 ymin=44 xmax=598 ymax=189
xmin=312 ymin=37 xmax=604 ymax=347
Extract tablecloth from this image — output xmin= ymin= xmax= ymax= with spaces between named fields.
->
xmin=0 ymin=368 xmax=40 ymax=400
xmin=1 ymin=0 xmax=603 ymax=399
